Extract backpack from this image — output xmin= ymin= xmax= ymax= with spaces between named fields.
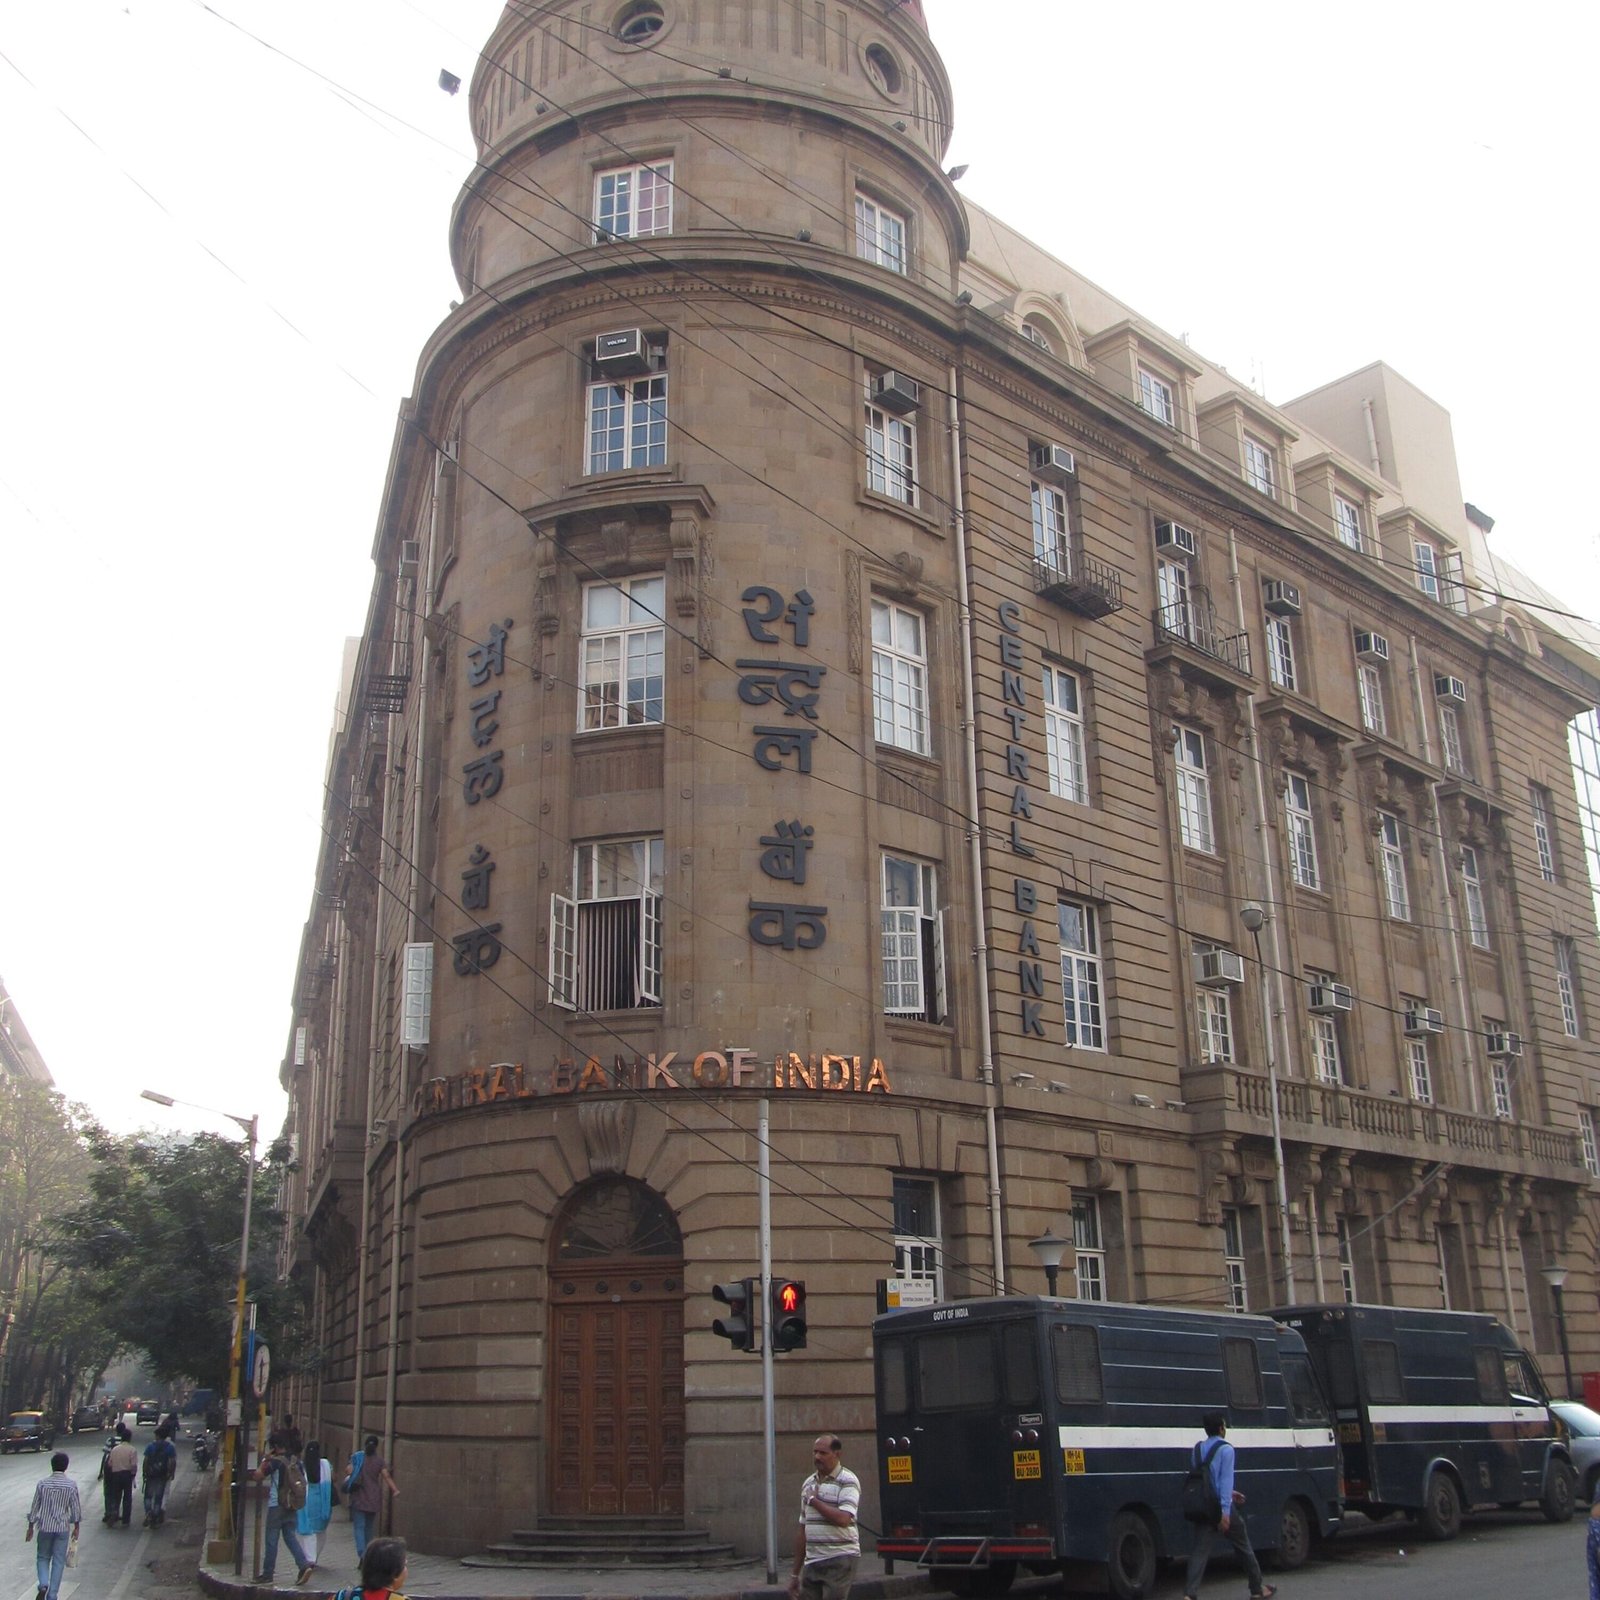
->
xmin=143 ymin=1441 xmax=172 ymax=1482
xmin=279 ymin=1458 xmax=308 ymax=1512
xmin=1180 ymin=1437 xmax=1225 ymax=1525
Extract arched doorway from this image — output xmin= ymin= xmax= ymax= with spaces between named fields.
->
xmin=547 ymin=1176 xmax=685 ymax=1517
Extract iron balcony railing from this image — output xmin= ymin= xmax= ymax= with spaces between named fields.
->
xmin=1155 ymin=595 xmax=1251 ymax=676
xmin=1033 ymin=546 xmax=1125 ymax=618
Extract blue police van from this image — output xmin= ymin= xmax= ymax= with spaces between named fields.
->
xmin=873 ymin=1297 xmax=1341 ymax=1600
xmin=1271 ymin=1302 xmax=1576 ymax=1537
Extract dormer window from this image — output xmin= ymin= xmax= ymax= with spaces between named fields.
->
xmin=1243 ymin=433 xmax=1277 ymax=497
xmin=1139 ymin=367 xmax=1176 ymax=426
xmin=1334 ymin=494 xmax=1365 ymax=552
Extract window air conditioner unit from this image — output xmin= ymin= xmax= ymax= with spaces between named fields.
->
xmin=1030 ymin=442 xmax=1076 ymax=484
xmin=1434 ymin=673 xmax=1467 ymax=703
xmin=1262 ymin=579 xmax=1302 ymax=616
xmin=1354 ymin=630 xmax=1390 ymax=663
xmin=1485 ymin=1030 xmax=1523 ymax=1058
xmin=594 ymin=327 xmax=652 ymax=375
xmin=1404 ymin=1005 xmax=1445 ymax=1036
xmin=873 ymin=370 xmax=922 ymax=414
xmin=1192 ymin=950 xmax=1246 ymax=987
xmin=398 ymin=539 xmax=421 ymax=578
xmin=1155 ymin=520 xmax=1197 ymax=559
xmin=1307 ymin=982 xmax=1354 ymax=1015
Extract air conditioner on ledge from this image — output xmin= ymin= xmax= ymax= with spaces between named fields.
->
xmin=1193 ymin=950 xmax=1246 ymax=987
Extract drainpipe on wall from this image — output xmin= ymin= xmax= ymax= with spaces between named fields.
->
xmin=948 ymin=364 xmax=1006 ymax=1295
xmin=1361 ymin=398 xmax=1382 ymax=480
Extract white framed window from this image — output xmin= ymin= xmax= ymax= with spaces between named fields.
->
xmin=1336 ymin=1217 xmax=1357 ymax=1302
xmin=1358 ymin=662 xmax=1387 ymax=736
xmin=1489 ymin=1054 xmax=1513 ymax=1120
xmin=1266 ymin=613 xmax=1298 ymax=691
xmin=1072 ymin=1194 xmax=1106 ymax=1302
xmin=881 ymin=854 xmax=946 ymax=1022
xmin=1043 ymin=665 xmax=1088 ymax=804
xmin=855 ymin=193 xmax=907 ymax=273
xmin=865 ymin=388 xmax=917 ymax=504
xmin=1379 ymin=811 xmax=1410 ymax=921
xmin=400 ymin=941 xmax=433 ymax=1048
xmin=1581 ymin=1110 xmax=1599 ymax=1178
xmin=1438 ymin=703 xmax=1466 ymax=774
xmin=1031 ymin=480 xmax=1070 ymax=578
xmin=1243 ymin=433 xmax=1276 ymax=496
xmin=1407 ymin=1036 xmax=1433 ymax=1104
xmin=1531 ymin=784 xmax=1557 ymax=881
xmin=586 ymin=371 xmax=668 ymax=473
xmin=1194 ymin=962 xmax=1234 ymax=1064
xmin=1306 ymin=970 xmax=1343 ymax=1085
xmin=871 ymin=599 xmax=928 ymax=754
xmin=1334 ymin=494 xmax=1365 ymax=552
xmin=550 ymin=836 xmax=664 ymax=1011
xmin=1021 ymin=318 xmax=1055 ymax=352
xmin=1175 ymin=724 xmax=1215 ymax=853
xmin=1059 ymin=900 xmax=1105 ymax=1050
xmin=1221 ymin=1207 xmax=1248 ymax=1312
xmin=1440 ymin=549 xmax=1469 ymax=613
xmin=1138 ymin=367 xmax=1175 ymax=426
xmin=1556 ymin=937 xmax=1581 ymax=1037
xmin=1285 ymin=772 xmax=1321 ymax=890
xmin=892 ymin=1174 xmax=943 ymax=1297
xmin=1156 ymin=556 xmax=1194 ymax=643
xmin=593 ymin=160 xmax=673 ymax=240
xmin=1460 ymin=845 xmax=1490 ymax=949
xmin=1413 ymin=538 xmax=1441 ymax=602
xmin=580 ymin=575 xmax=665 ymax=730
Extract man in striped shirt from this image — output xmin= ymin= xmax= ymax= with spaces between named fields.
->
xmin=788 ymin=1434 xmax=860 ymax=1600
xmin=26 ymin=1452 xmax=82 ymax=1600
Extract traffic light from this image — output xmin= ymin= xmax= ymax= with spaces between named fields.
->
xmin=770 ymin=1277 xmax=807 ymax=1351
xmin=712 ymin=1278 xmax=756 ymax=1351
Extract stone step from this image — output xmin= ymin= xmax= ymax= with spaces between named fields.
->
xmin=466 ymin=1539 xmax=743 ymax=1569
xmin=502 ymin=1526 xmax=722 ymax=1549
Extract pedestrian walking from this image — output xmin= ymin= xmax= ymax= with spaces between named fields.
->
xmin=1588 ymin=1475 xmax=1600 ymax=1600
xmin=25 ymin=1451 xmax=82 ymax=1600
xmin=298 ymin=1439 xmax=335 ymax=1565
xmin=787 ymin=1434 xmax=861 ymax=1600
xmin=141 ymin=1425 xmax=177 ymax=1527
xmin=103 ymin=1425 xmax=137 ymax=1528
xmin=345 ymin=1435 xmax=400 ymax=1562
xmin=252 ymin=1436 xmax=314 ymax=1588
xmin=334 ymin=1535 xmax=409 ymax=1598
xmin=1182 ymin=1412 xmax=1275 ymax=1600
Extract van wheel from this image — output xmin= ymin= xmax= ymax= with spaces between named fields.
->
xmin=946 ymin=1564 xmax=1015 ymax=1599
xmin=1271 ymin=1498 xmax=1313 ymax=1570
xmin=1541 ymin=1458 xmax=1576 ymax=1523
xmin=1106 ymin=1511 xmax=1157 ymax=1600
xmin=1418 ymin=1470 xmax=1462 ymax=1541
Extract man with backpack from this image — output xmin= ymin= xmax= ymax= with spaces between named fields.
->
xmin=141 ymin=1425 xmax=178 ymax=1527
xmin=1182 ymin=1413 xmax=1275 ymax=1600
xmin=252 ymin=1437 xmax=314 ymax=1587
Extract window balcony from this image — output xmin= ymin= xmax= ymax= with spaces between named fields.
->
xmin=1033 ymin=546 xmax=1125 ymax=619
xmin=1148 ymin=592 xmax=1252 ymax=692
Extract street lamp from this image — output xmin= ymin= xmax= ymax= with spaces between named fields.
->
xmin=1027 ymin=1229 xmax=1071 ymax=1297
xmin=140 ymin=1090 xmax=257 ymax=1570
xmin=1541 ymin=1264 xmax=1576 ymax=1400
xmin=1238 ymin=904 xmax=1298 ymax=1302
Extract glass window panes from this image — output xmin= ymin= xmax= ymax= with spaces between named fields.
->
xmin=1266 ymin=614 xmax=1297 ymax=691
xmin=1461 ymin=845 xmax=1490 ymax=948
xmin=1438 ymin=703 xmax=1466 ymax=773
xmin=1358 ymin=662 xmax=1387 ymax=736
xmin=892 ymin=1175 xmax=942 ymax=1296
xmin=1413 ymin=539 xmax=1440 ymax=601
xmin=1379 ymin=811 xmax=1410 ymax=920
xmin=1175 ymin=724 xmax=1214 ymax=853
xmin=1408 ymin=1037 xmax=1433 ymax=1104
xmin=881 ymin=854 xmax=938 ymax=1018
xmin=594 ymin=161 xmax=673 ymax=240
xmin=1222 ymin=1207 xmax=1247 ymax=1311
xmin=1531 ymin=784 xmax=1557 ymax=881
xmin=1581 ymin=1109 xmax=1599 ymax=1177
xmin=865 ymin=395 xmax=917 ymax=504
xmin=1196 ymin=982 xmax=1233 ymax=1063
xmin=1031 ymin=481 xmax=1070 ymax=575
xmin=1043 ymin=665 xmax=1087 ymax=804
xmin=871 ymin=599 xmax=928 ymax=753
xmin=1243 ymin=434 xmax=1275 ymax=496
xmin=1557 ymin=938 xmax=1581 ymax=1037
xmin=1071 ymin=1194 xmax=1105 ymax=1301
xmin=1334 ymin=495 xmax=1364 ymax=551
xmin=1052 ymin=1323 xmax=1103 ymax=1403
xmin=1307 ymin=970 xmax=1343 ymax=1085
xmin=855 ymin=193 xmax=907 ymax=273
xmin=587 ymin=373 xmax=668 ymax=473
xmin=580 ymin=576 xmax=665 ymax=729
xmin=1058 ymin=901 xmax=1105 ymax=1050
xmin=1138 ymin=367 xmax=1175 ymax=426
xmin=1285 ymin=772 xmax=1320 ymax=889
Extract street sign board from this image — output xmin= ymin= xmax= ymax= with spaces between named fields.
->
xmin=881 ymin=1277 xmax=936 ymax=1308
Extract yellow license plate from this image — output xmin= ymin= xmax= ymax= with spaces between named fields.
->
xmin=1062 ymin=1448 xmax=1085 ymax=1474
xmin=1013 ymin=1449 xmax=1041 ymax=1479
xmin=887 ymin=1454 xmax=912 ymax=1484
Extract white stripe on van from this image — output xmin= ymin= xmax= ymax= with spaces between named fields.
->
xmin=1366 ymin=1405 xmax=1548 ymax=1427
xmin=1056 ymin=1426 xmax=1334 ymax=1451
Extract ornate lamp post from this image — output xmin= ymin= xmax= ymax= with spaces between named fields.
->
xmin=1027 ymin=1229 xmax=1071 ymax=1297
xmin=1542 ymin=1263 xmax=1576 ymax=1399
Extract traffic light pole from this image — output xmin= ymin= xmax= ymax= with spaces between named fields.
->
xmin=759 ymin=1098 xmax=777 ymax=1586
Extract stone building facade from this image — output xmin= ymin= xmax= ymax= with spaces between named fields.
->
xmin=277 ymin=0 xmax=1600 ymax=1558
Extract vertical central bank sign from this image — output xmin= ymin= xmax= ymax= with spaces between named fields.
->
xmin=997 ymin=602 xmax=1046 ymax=1039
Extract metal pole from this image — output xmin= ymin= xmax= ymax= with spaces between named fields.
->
xmin=223 ymin=1115 xmax=257 ymax=1568
xmin=1245 ymin=920 xmax=1297 ymax=1301
xmin=760 ymin=1099 xmax=777 ymax=1586
xmin=1554 ymin=1284 xmax=1577 ymax=1399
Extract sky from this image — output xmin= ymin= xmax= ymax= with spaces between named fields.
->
xmin=2 ymin=0 xmax=1596 ymax=1144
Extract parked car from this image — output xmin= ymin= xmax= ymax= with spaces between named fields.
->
xmin=70 ymin=1406 xmax=101 ymax=1434
xmin=135 ymin=1400 xmax=160 ymax=1425
xmin=1552 ymin=1400 xmax=1600 ymax=1501
xmin=1 ymin=1411 xmax=56 ymax=1454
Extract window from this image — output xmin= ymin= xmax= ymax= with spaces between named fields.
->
xmin=1285 ymin=772 xmax=1321 ymax=890
xmin=1581 ymin=1110 xmax=1599 ymax=1178
xmin=586 ymin=359 xmax=667 ymax=473
xmin=614 ymin=0 xmax=665 ymax=43
xmin=881 ymin=854 xmax=946 ymax=1022
xmin=892 ymin=1175 xmax=943 ymax=1298
xmin=549 ymin=837 xmax=664 ymax=1011
xmin=1156 ymin=555 xmax=1194 ymax=643
xmin=1021 ymin=318 xmax=1055 ymax=353
xmin=1336 ymin=1217 xmax=1357 ymax=1303
xmin=1440 ymin=548 xmax=1469 ymax=613
xmin=1489 ymin=1054 xmax=1514 ymax=1120
xmin=1058 ymin=900 xmax=1105 ymax=1049
xmin=1266 ymin=613 xmax=1297 ymax=691
xmin=1221 ymin=1207 xmax=1248 ymax=1312
xmin=1460 ymin=845 xmax=1490 ymax=949
xmin=1531 ymin=784 xmax=1558 ymax=881
xmin=865 ymin=385 xmax=917 ymax=504
xmin=1413 ymin=539 xmax=1441 ymax=602
xmin=1438 ymin=702 xmax=1466 ymax=774
xmin=1194 ymin=957 xmax=1234 ymax=1063
xmin=1071 ymin=1194 xmax=1106 ymax=1301
xmin=1358 ymin=662 xmax=1387 ymax=736
xmin=580 ymin=575 xmax=665 ymax=729
xmin=400 ymin=941 xmax=433 ymax=1048
xmin=855 ymin=193 xmax=907 ymax=273
xmin=1306 ymin=970 xmax=1344 ymax=1085
xmin=1556 ymin=937 xmax=1582 ymax=1037
xmin=1043 ymin=665 xmax=1087 ymax=803
xmin=594 ymin=160 xmax=673 ymax=240
xmin=1223 ymin=1337 xmax=1264 ymax=1408
xmin=1407 ymin=1037 xmax=1433 ymax=1104
xmin=1052 ymin=1324 xmax=1103 ymax=1403
xmin=1031 ymin=480 xmax=1070 ymax=579
xmin=1334 ymin=494 xmax=1365 ymax=552
xmin=871 ymin=599 xmax=928 ymax=753
xmin=1175 ymin=724 xmax=1214 ymax=853
xmin=1378 ymin=811 xmax=1410 ymax=921
xmin=1243 ymin=433 xmax=1276 ymax=496
xmin=1138 ymin=366 xmax=1175 ymax=426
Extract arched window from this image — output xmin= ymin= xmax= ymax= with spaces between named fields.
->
xmin=552 ymin=1176 xmax=682 ymax=1260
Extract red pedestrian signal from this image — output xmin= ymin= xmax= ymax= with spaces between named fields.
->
xmin=770 ymin=1277 xmax=807 ymax=1351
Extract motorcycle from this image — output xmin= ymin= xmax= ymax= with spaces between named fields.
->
xmin=192 ymin=1431 xmax=216 ymax=1472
